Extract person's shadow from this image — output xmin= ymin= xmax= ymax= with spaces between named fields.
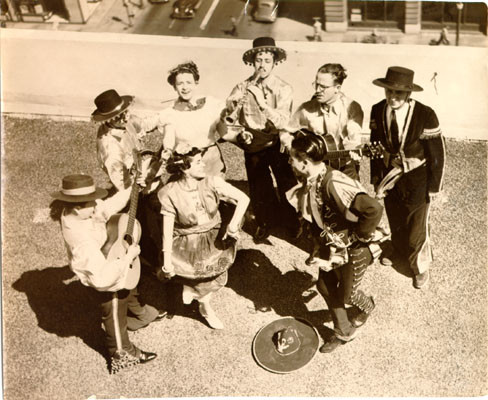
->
xmin=227 ymin=249 xmax=332 ymax=333
xmin=12 ymin=266 xmax=109 ymax=364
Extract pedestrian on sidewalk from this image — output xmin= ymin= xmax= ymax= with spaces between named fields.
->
xmin=312 ymin=17 xmax=322 ymax=42
xmin=369 ymin=66 xmax=446 ymax=289
xmin=230 ymin=16 xmax=238 ymax=37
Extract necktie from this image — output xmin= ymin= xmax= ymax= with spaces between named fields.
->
xmin=390 ymin=110 xmax=400 ymax=153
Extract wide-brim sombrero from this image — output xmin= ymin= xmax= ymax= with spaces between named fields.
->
xmin=252 ymin=317 xmax=319 ymax=374
xmin=372 ymin=66 xmax=423 ymax=92
xmin=242 ymin=37 xmax=286 ymax=66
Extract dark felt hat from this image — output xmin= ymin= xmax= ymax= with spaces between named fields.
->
xmin=373 ymin=66 xmax=423 ymax=92
xmin=252 ymin=317 xmax=319 ymax=374
xmin=91 ymin=89 xmax=134 ymax=122
xmin=50 ymin=174 xmax=108 ymax=203
xmin=242 ymin=37 xmax=287 ymax=66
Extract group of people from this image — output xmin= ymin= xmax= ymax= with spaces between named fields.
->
xmin=50 ymin=36 xmax=445 ymax=373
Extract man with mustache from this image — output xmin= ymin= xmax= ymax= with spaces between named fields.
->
xmin=285 ymin=63 xmax=364 ymax=180
xmin=222 ymin=37 xmax=299 ymax=242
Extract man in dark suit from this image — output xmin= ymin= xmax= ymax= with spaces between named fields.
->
xmin=369 ymin=66 xmax=445 ymax=289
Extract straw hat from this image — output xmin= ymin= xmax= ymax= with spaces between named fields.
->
xmin=50 ymin=174 xmax=108 ymax=203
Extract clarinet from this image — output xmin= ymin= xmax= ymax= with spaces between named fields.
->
xmin=224 ymin=74 xmax=260 ymax=125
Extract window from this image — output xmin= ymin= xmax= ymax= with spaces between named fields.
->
xmin=422 ymin=2 xmax=487 ymax=33
xmin=348 ymin=0 xmax=405 ymax=29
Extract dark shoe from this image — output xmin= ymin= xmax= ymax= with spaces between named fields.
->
xmin=110 ymin=349 xmax=157 ymax=374
xmin=351 ymin=297 xmax=376 ymax=328
xmin=413 ymin=271 xmax=429 ymax=289
xmin=253 ymin=224 xmax=270 ymax=242
xmin=153 ymin=311 xmax=168 ymax=322
xmin=139 ymin=350 xmax=157 ymax=364
xmin=380 ymin=255 xmax=394 ymax=266
xmin=319 ymin=336 xmax=346 ymax=353
xmin=335 ymin=326 xmax=358 ymax=342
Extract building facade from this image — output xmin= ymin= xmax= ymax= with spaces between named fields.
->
xmin=324 ymin=1 xmax=487 ymax=35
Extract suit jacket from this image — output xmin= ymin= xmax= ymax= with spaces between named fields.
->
xmin=370 ymin=99 xmax=445 ymax=205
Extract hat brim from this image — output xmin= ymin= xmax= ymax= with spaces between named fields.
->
xmin=243 ymin=46 xmax=287 ymax=65
xmin=252 ymin=317 xmax=319 ymax=374
xmin=50 ymin=187 xmax=108 ymax=203
xmin=373 ymin=78 xmax=423 ymax=92
xmin=91 ymin=95 xmax=134 ymax=123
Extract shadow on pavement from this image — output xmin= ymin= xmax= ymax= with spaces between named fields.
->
xmin=12 ymin=266 xmax=108 ymax=361
xmin=227 ymin=248 xmax=331 ymax=326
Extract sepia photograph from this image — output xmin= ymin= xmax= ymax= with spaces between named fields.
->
xmin=1 ymin=0 xmax=487 ymax=398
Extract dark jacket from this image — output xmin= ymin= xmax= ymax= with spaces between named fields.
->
xmin=370 ymin=99 xmax=445 ymax=205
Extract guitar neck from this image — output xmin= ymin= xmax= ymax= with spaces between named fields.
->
xmin=324 ymin=148 xmax=362 ymax=160
xmin=126 ymin=180 xmax=139 ymax=237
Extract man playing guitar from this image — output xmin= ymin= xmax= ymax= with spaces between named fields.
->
xmin=284 ymin=63 xmax=364 ymax=180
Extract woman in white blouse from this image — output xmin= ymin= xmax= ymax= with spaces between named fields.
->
xmin=145 ymin=61 xmax=227 ymax=177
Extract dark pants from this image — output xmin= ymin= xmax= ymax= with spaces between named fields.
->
xmin=384 ymin=188 xmax=432 ymax=275
xmin=137 ymin=190 xmax=163 ymax=270
xmin=316 ymin=244 xmax=374 ymax=337
xmin=244 ymin=143 xmax=298 ymax=229
xmin=97 ymin=288 xmax=158 ymax=357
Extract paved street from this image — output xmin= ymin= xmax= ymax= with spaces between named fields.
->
xmin=5 ymin=0 xmax=488 ymax=46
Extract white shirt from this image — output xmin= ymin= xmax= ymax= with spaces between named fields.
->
xmin=61 ymin=188 xmax=131 ymax=291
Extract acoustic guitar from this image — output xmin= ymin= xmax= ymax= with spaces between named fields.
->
xmin=102 ymin=150 xmax=146 ymax=290
xmin=322 ymin=136 xmax=385 ymax=168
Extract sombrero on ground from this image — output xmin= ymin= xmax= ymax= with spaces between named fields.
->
xmin=252 ymin=317 xmax=319 ymax=374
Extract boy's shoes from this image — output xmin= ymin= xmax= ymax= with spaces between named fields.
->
xmin=110 ymin=349 xmax=157 ymax=374
xmin=351 ymin=297 xmax=375 ymax=328
xmin=153 ymin=311 xmax=168 ymax=322
xmin=138 ymin=350 xmax=157 ymax=364
xmin=253 ymin=224 xmax=270 ymax=242
xmin=319 ymin=336 xmax=345 ymax=353
xmin=320 ymin=327 xmax=357 ymax=353
xmin=413 ymin=271 xmax=429 ymax=289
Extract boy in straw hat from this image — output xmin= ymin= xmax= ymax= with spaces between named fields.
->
xmin=221 ymin=36 xmax=299 ymax=242
xmin=369 ymin=66 xmax=445 ymax=289
xmin=51 ymin=174 xmax=163 ymax=373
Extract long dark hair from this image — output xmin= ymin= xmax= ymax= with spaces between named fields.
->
xmin=167 ymin=61 xmax=200 ymax=88
xmin=291 ymin=129 xmax=327 ymax=162
xmin=166 ymin=147 xmax=202 ymax=181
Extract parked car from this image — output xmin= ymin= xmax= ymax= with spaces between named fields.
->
xmin=171 ymin=0 xmax=200 ymax=19
xmin=253 ymin=0 xmax=277 ymax=23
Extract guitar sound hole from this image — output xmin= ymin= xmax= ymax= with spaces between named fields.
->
xmin=124 ymin=234 xmax=133 ymax=246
